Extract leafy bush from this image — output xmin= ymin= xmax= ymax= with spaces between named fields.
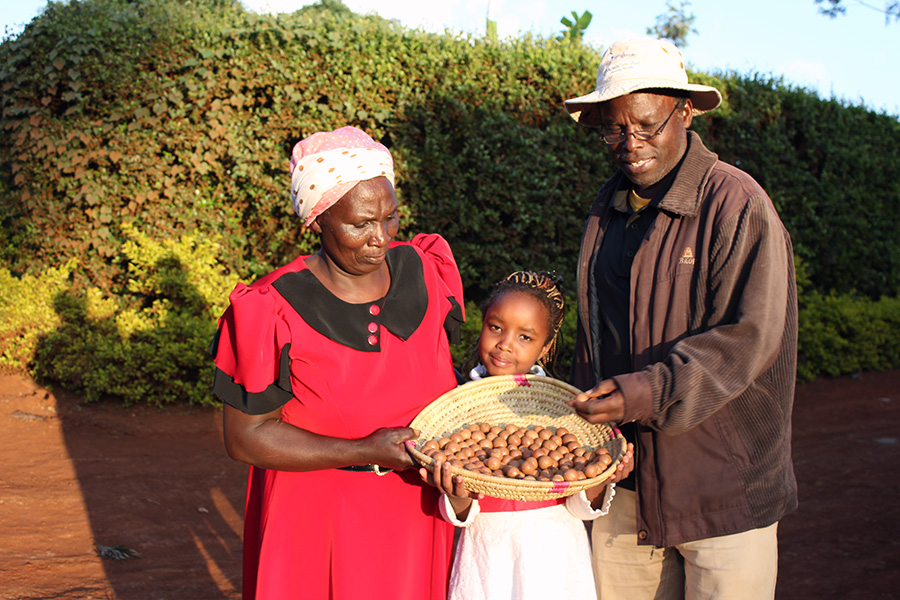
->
xmin=22 ymin=224 xmax=239 ymax=406
xmin=705 ymin=74 xmax=900 ymax=298
xmin=0 ymin=259 xmax=81 ymax=371
xmin=797 ymin=291 xmax=900 ymax=382
xmin=3 ymin=0 xmax=898 ymax=302
xmin=1 ymin=0 xmax=898 ymax=405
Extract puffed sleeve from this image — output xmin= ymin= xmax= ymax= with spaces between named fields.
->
xmin=565 ymin=484 xmax=616 ymax=520
xmin=410 ymin=233 xmax=465 ymax=342
xmin=209 ymin=283 xmax=293 ymax=415
xmin=439 ymin=495 xmax=481 ymax=527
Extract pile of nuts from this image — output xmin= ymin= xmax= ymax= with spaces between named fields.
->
xmin=418 ymin=422 xmax=613 ymax=482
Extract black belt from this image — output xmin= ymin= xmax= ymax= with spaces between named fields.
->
xmin=338 ymin=464 xmax=392 ymax=475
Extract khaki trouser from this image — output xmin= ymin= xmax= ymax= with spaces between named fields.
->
xmin=592 ymin=488 xmax=778 ymax=600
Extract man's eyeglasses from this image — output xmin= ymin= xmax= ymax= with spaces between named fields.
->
xmin=598 ymin=104 xmax=680 ymax=145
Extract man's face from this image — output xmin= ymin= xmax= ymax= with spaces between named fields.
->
xmin=597 ymin=92 xmax=693 ymax=198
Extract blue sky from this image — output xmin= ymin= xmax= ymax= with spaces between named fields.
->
xmin=3 ymin=0 xmax=898 ymax=116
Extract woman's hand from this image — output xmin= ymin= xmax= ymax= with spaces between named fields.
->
xmin=223 ymin=404 xmax=419 ymax=472
xmin=569 ymin=378 xmax=625 ymax=424
xmin=362 ymin=427 xmax=419 ymax=471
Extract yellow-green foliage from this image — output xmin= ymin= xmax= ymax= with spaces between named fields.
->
xmin=119 ymin=222 xmax=237 ymax=319
xmin=5 ymin=223 xmax=240 ymax=406
xmin=0 ymin=259 xmax=77 ymax=371
xmin=0 ymin=261 xmax=122 ymax=371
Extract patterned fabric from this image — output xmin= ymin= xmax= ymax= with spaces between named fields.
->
xmin=289 ymin=125 xmax=395 ymax=225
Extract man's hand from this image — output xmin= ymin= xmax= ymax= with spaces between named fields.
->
xmin=569 ymin=379 xmax=626 ymax=424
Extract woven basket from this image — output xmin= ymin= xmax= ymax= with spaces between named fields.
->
xmin=408 ymin=374 xmax=626 ymax=501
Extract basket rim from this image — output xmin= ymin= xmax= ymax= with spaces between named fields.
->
xmin=407 ymin=374 xmax=627 ymax=498
xmin=410 ymin=375 xmax=586 ymax=433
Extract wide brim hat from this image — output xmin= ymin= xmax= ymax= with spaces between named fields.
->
xmin=564 ymin=38 xmax=722 ymax=127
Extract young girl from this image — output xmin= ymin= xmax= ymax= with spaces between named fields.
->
xmin=423 ymin=271 xmax=634 ymax=600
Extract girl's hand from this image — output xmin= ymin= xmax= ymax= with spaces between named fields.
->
xmin=609 ymin=442 xmax=635 ymax=484
xmin=418 ymin=458 xmax=482 ymax=520
xmin=418 ymin=458 xmax=474 ymax=498
xmin=582 ymin=443 xmax=636 ymax=509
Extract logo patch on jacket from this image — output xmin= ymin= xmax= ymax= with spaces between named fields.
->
xmin=679 ymin=247 xmax=695 ymax=265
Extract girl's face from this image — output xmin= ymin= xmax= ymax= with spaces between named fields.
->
xmin=478 ymin=290 xmax=552 ymax=377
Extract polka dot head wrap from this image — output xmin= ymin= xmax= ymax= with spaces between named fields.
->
xmin=289 ymin=126 xmax=395 ymax=226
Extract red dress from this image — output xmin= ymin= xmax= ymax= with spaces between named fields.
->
xmin=212 ymin=234 xmax=463 ymax=600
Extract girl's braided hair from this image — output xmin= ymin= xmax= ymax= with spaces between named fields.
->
xmin=464 ymin=270 xmax=567 ymax=376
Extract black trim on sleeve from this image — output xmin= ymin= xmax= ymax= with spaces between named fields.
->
xmin=208 ymin=329 xmax=221 ymax=357
xmin=213 ymin=344 xmax=294 ymax=415
xmin=444 ymin=296 xmax=464 ymax=345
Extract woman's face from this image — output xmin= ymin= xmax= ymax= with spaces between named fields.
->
xmin=478 ymin=290 xmax=552 ymax=377
xmin=311 ymin=177 xmax=400 ymax=276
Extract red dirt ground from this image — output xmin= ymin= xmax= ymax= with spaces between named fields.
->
xmin=1 ymin=370 xmax=898 ymax=600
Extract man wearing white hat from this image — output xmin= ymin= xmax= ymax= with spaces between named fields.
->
xmin=566 ymin=38 xmax=798 ymax=599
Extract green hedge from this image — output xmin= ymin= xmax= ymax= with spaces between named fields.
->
xmin=0 ymin=0 xmax=610 ymax=300
xmin=702 ymin=77 xmax=900 ymax=299
xmin=7 ymin=0 xmax=895 ymax=301
xmin=1 ymin=0 xmax=898 ymax=404
xmin=1 ymin=227 xmax=896 ymax=406
xmin=797 ymin=291 xmax=900 ymax=382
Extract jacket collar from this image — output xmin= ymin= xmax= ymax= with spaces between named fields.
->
xmin=599 ymin=132 xmax=719 ymax=219
xmin=656 ymin=131 xmax=719 ymax=218
xmin=575 ymin=131 xmax=719 ymax=378
xmin=467 ymin=364 xmax=546 ymax=381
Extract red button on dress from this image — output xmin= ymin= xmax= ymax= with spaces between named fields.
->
xmin=367 ymin=334 xmax=379 ymax=346
xmin=367 ymin=322 xmax=378 ymax=333
xmin=369 ymin=304 xmax=381 ymax=316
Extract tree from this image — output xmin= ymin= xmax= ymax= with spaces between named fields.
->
xmin=647 ymin=0 xmax=697 ymax=47
xmin=486 ymin=18 xmax=498 ymax=41
xmin=297 ymin=0 xmax=354 ymax=18
xmin=486 ymin=0 xmax=498 ymax=41
xmin=815 ymin=0 xmax=900 ymax=23
xmin=559 ymin=10 xmax=592 ymax=43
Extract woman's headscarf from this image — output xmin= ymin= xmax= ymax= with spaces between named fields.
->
xmin=289 ymin=126 xmax=395 ymax=226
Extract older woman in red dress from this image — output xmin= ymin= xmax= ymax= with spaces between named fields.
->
xmin=211 ymin=126 xmax=463 ymax=599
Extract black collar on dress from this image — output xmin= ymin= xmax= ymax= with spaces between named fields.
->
xmin=271 ymin=245 xmax=428 ymax=352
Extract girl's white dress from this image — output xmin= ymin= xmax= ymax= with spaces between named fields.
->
xmin=440 ymin=365 xmax=616 ymax=600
